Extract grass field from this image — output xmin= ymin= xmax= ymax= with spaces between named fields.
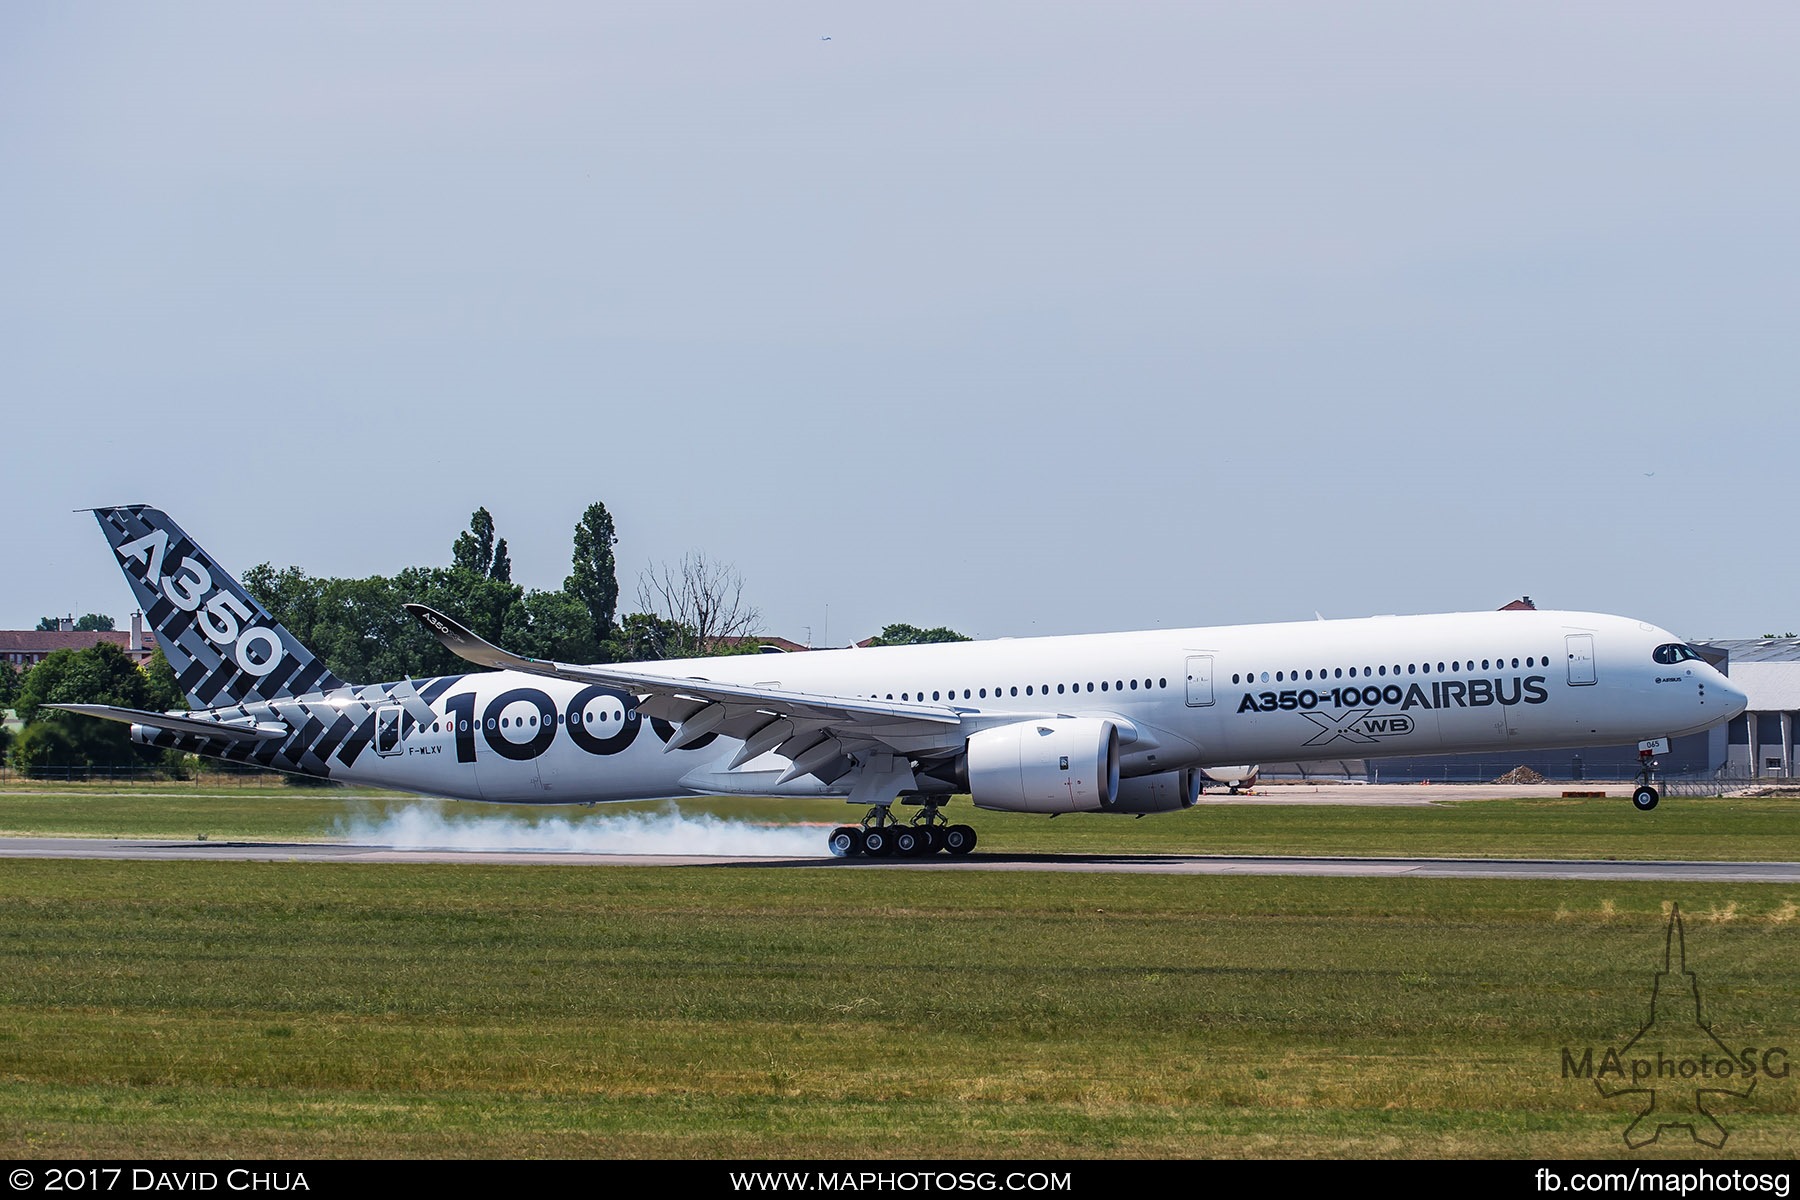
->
xmin=0 ymin=784 xmax=1796 ymax=1158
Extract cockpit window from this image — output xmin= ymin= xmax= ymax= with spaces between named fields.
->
xmin=1652 ymin=643 xmax=1703 ymax=665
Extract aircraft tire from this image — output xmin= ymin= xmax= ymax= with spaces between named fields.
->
xmin=943 ymin=824 xmax=977 ymax=856
xmin=916 ymin=826 xmax=941 ymax=854
xmin=829 ymin=826 xmax=863 ymax=857
xmin=1632 ymin=786 xmax=1660 ymax=812
xmin=862 ymin=827 xmax=894 ymax=857
xmin=893 ymin=827 xmax=924 ymax=857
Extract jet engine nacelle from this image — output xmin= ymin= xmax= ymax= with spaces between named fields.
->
xmin=966 ymin=717 xmax=1120 ymax=814
xmin=1101 ymin=767 xmax=1202 ymax=814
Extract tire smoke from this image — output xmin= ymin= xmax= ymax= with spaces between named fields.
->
xmin=334 ymin=803 xmax=832 ymax=857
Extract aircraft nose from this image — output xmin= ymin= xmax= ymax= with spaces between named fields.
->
xmin=1713 ymin=672 xmax=1749 ymax=721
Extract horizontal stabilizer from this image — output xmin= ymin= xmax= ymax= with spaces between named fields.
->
xmin=45 ymin=704 xmax=290 ymax=742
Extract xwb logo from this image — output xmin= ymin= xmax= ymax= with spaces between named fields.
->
xmin=1299 ymin=709 xmax=1414 ymax=747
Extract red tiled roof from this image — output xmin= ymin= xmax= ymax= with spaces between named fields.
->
xmin=0 ymin=630 xmax=136 ymax=654
xmin=712 ymin=635 xmax=813 ymax=654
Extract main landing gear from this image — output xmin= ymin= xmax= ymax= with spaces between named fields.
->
xmin=1632 ymin=749 xmax=1660 ymax=812
xmin=828 ymin=802 xmax=976 ymax=859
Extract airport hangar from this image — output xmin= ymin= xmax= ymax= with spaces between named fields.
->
xmin=1279 ymin=638 xmax=1800 ymax=784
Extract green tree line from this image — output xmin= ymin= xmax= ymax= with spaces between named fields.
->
xmin=238 ymin=502 xmax=648 ymax=682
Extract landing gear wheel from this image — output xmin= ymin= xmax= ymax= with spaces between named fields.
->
xmin=828 ymin=826 xmax=863 ymax=857
xmin=915 ymin=826 xmax=941 ymax=855
xmin=893 ymin=827 xmax=924 ymax=857
xmin=943 ymin=824 xmax=977 ymax=856
xmin=861 ymin=827 xmax=894 ymax=857
xmin=1632 ymin=786 xmax=1660 ymax=812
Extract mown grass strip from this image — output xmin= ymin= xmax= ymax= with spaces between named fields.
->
xmin=1 ymin=860 xmax=1794 ymax=1157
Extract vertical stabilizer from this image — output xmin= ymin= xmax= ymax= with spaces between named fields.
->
xmin=92 ymin=506 xmax=345 ymax=707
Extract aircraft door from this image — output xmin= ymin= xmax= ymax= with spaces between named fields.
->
xmin=374 ymin=705 xmax=405 ymax=757
xmin=1185 ymin=655 xmax=1215 ymax=706
xmin=1566 ymin=634 xmax=1597 ymax=686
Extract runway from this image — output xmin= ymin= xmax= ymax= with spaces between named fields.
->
xmin=0 ymin=836 xmax=1794 ymax=882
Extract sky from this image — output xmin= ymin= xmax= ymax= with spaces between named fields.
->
xmin=4 ymin=2 xmax=1797 ymax=649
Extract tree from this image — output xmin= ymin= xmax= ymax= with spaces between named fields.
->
xmin=35 ymin=614 xmax=115 ymax=632
xmin=635 ymin=554 xmax=762 ymax=659
xmin=508 ymin=587 xmax=601 ymax=664
xmin=0 ymin=660 xmax=19 ymax=709
xmin=451 ymin=507 xmax=496 ymax=576
xmin=10 ymin=643 xmax=159 ymax=769
xmin=490 ymin=538 xmax=512 ymax=584
xmin=609 ymin=612 xmax=688 ymax=662
xmin=865 ymin=623 xmax=972 ymax=646
xmin=566 ymin=502 xmax=620 ymax=654
xmin=143 ymin=647 xmax=185 ymax=712
xmin=14 ymin=643 xmax=156 ymax=725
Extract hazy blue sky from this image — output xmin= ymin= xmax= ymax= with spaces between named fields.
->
xmin=5 ymin=3 xmax=1796 ymax=648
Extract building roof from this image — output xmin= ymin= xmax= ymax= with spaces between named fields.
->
xmin=710 ymin=635 xmax=814 ymax=654
xmin=0 ymin=630 xmax=138 ymax=655
xmin=1696 ymin=638 xmax=1800 ymax=664
xmin=1693 ymin=639 xmax=1800 ymax=711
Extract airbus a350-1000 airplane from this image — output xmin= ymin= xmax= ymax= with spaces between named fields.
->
xmin=53 ymin=507 xmax=1748 ymax=857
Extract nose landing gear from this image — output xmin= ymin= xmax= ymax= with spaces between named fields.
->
xmin=1632 ymin=747 xmax=1660 ymax=811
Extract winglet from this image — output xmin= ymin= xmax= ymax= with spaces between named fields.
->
xmin=404 ymin=603 xmax=553 ymax=675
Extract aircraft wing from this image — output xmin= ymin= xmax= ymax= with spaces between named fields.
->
xmin=42 ymin=703 xmax=290 ymax=742
xmin=405 ymin=604 xmax=973 ymax=783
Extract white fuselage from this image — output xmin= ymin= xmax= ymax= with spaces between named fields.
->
xmin=322 ymin=609 xmax=1744 ymax=805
